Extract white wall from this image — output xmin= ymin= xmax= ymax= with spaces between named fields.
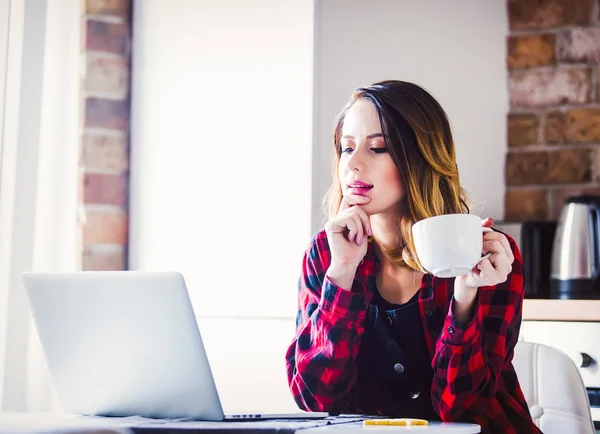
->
xmin=129 ymin=0 xmax=314 ymax=319
xmin=312 ymin=0 xmax=509 ymax=232
xmin=0 ymin=0 xmax=8 ymax=161
xmin=130 ymin=0 xmax=313 ymax=412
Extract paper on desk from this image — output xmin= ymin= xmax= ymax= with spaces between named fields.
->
xmin=145 ymin=415 xmax=367 ymax=433
xmin=0 ymin=412 xmax=368 ymax=434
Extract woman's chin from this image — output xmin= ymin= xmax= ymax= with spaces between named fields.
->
xmin=363 ymin=202 xmax=403 ymax=218
xmin=357 ymin=203 xmax=374 ymax=215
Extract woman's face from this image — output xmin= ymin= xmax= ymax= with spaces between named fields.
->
xmin=339 ymin=98 xmax=404 ymax=217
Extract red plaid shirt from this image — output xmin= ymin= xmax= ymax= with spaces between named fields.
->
xmin=285 ymin=229 xmax=542 ymax=434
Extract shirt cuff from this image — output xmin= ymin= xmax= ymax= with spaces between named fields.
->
xmin=318 ymin=275 xmax=369 ymax=320
xmin=440 ymin=295 xmax=481 ymax=348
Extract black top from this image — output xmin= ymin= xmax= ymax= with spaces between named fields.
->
xmin=354 ymin=286 xmax=438 ymax=420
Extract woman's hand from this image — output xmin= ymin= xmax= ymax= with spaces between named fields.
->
xmin=324 ymin=194 xmax=372 ymax=289
xmin=455 ymin=217 xmax=515 ymax=294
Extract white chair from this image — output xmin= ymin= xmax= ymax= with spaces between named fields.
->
xmin=513 ymin=340 xmax=595 ymax=434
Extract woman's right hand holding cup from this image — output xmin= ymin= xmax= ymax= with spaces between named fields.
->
xmin=324 ymin=194 xmax=372 ymax=290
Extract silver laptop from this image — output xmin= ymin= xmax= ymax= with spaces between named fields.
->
xmin=22 ymin=271 xmax=328 ymax=421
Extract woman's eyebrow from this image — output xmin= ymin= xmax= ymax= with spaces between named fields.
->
xmin=341 ymin=133 xmax=384 ymax=139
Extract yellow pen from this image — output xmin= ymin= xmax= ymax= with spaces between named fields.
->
xmin=363 ymin=418 xmax=428 ymax=426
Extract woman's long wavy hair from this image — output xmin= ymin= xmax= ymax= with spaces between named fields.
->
xmin=325 ymin=80 xmax=470 ymax=272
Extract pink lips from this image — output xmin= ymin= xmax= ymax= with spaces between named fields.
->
xmin=347 ymin=180 xmax=373 ymax=197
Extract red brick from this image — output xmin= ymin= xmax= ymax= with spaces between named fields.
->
xmin=564 ymin=108 xmax=600 ymax=143
xmin=82 ymin=248 xmax=126 ymax=271
xmin=509 ymin=67 xmax=591 ymax=108
xmin=545 ymin=108 xmax=600 ymax=144
xmin=507 ymin=152 xmax=547 ymax=185
xmin=507 ymin=34 xmax=556 ymax=69
xmin=506 ymin=149 xmax=592 ymax=185
xmin=546 ymin=149 xmax=592 ymax=183
xmin=594 ymin=148 xmax=600 ymax=181
xmin=508 ymin=114 xmax=539 ymax=147
xmin=545 ymin=112 xmax=565 ymax=144
xmin=597 ymin=67 xmax=600 ymax=103
xmin=504 ymin=189 xmax=548 ymax=221
xmin=81 ymin=132 xmax=129 ymax=172
xmin=83 ymin=210 xmax=128 ymax=245
xmin=85 ymin=0 xmax=131 ymax=18
xmin=85 ymin=53 xmax=129 ymax=98
xmin=557 ymin=28 xmax=600 ymax=64
xmin=83 ymin=173 xmax=127 ymax=207
xmin=85 ymin=98 xmax=129 ymax=130
xmin=86 ymin=20 xmax=129 ymax=56
xmin=508 ymin=0 xmax=593 ymax=30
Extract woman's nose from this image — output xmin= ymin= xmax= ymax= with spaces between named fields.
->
xmin=347 ymin=150 xmax=365 ymax=172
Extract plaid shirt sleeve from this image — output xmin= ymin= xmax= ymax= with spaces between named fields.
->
xmin=431 ymin=234 xmax=525 ymax=421
xmin=285 ymin=232 xmax=370 ymax=413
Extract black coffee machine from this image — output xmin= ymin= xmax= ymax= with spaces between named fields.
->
xmin=520 ymin=221 xmax=557 ymax=299
xmin=550 ymin=195 xmax=600 ymax=299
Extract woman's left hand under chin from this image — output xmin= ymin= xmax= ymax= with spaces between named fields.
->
xmin=456 ymin=217 xmax=515 ymax=291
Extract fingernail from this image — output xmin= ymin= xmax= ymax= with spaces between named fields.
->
xmin=367 ymin=228 xmax=372 ymax=236
xmin=358 ymin=237 xmax=363 ymax=245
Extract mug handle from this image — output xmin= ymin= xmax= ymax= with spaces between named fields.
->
xmin=476 ymin=252 xmax=492 ymax=265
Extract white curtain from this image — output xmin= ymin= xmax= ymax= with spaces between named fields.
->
xmin=0 ymin=0 xmax=80 ymax=412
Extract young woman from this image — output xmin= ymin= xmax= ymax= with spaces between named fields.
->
xmin=285 ymin=81 xmax=541 ymax=434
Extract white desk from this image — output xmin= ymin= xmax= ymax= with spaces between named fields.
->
xmin=0 ymin=412 xmax=133 ymax=434
xmin=0 ymin=413 xmax=480 ymax=434
xmin=303 ymin=421 xmax=480 ymax=434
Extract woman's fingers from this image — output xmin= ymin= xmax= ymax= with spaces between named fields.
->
xmin=483 ymin=232 xmax=514 ymax=263
xmin=334 ymin=196 xmax=372 ymax=244
xmin=480 ymin=217 xmax=514 ymax=263
xmin=482 ymin=239 xmax=504 ymax=255
xmin=477 ymin=256 xmax=496 ymax=280
xmin=481 ymin=217 xmax=494 ymax=228
xmin=340 ymin=194 xmax=371 ymax=211
xmin=339 ymin=216 xmax=358 ymax=241
xmin=329 ymin=213 xmax=351 ymax=233
xmin=479 ymin=243 xmax=512 ymax=276
xmin=350 ymin=214 xmax=364 ymax=244
xmin=468 ymin=220 xmax=514 ymax=285
xmin=330 ymin=212 xmax=367 ymax=245
xmin=350 ymin=205 xmax=372 ymax=237
xmin=483 ymin=240 xmax=510 ymax=270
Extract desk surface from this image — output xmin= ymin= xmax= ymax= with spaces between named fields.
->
xmin=302 ymin=422 xmax=480 ymax=433
xmin=522 ymin=299 xmax=600 ymax=321
xmin=0 ymin=413 xmax=480 ymax=434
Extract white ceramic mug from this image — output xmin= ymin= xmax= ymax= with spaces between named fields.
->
xmin=411 ymin=213 xmax=488 ymax=278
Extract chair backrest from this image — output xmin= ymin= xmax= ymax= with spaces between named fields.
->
xmin=513 ymin=340 xmax=595 ymax=434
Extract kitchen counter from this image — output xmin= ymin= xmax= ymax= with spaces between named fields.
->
xmin=523 ymin=299 xmax=600 ymax=321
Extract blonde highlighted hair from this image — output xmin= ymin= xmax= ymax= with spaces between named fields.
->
xmin=325 ymin=80 xmax=470 ymax=272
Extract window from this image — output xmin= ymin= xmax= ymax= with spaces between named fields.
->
xmin=0 ymin=0 xmax=80 ymax=412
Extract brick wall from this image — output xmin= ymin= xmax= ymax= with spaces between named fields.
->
xmin=80 ymin=0 xmax=131 ymax=270
xmin=505 ymin=0 xmax=600 ymax=221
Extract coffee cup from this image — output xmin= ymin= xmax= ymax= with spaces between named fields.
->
xmin=411 ymin=214 xmax=488 ymax=278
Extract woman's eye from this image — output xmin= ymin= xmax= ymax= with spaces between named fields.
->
xmin=371 ymin=147 xmax=388 ymax=154
xmin=341 ymin=147 xmax=354 ymax=154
